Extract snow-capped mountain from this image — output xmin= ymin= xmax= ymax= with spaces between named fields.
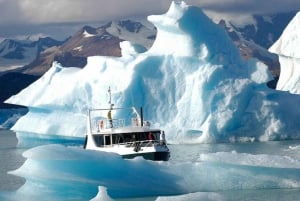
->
xmin=22 ymin=25 xmax=123 ymax=75
xmin=20 ymin=20 xmax=155 ymax=76
xmin=23 ymin=12 xmax=296 ymax=77
xmin=107 ymin=20 xmax=156 ymax=49
xmin=0 ymin=72 xmax=39 ymax=108
xmin=2 ymin=12 xmax=295 ymax=77
xmin=0 ymin=37 xmax=62 ymax=72
xmin=217 ymin=11 xmax=297 ymax=77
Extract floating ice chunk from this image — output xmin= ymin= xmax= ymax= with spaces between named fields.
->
xmin=199 ymin=151 xmax=300 ymax=169
xmin=156 ymin=191 xmax=224 ymax=201
xmin=90 ymin=186 xmax=114 ymax=201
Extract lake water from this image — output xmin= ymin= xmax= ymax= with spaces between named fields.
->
xmin=1 ymin=129 xmax=300 ymax=200
xmin=0 ymin=130 xmax=25 ymax=191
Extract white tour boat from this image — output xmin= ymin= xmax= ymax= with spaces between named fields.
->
xmin=84 ymin=88 xmax=170 ymax=161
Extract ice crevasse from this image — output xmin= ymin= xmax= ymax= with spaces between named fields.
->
xmin=6 ymin=1 xmax=300 ymax=144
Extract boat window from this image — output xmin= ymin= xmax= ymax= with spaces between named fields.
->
xmin=114 ymin=131 xmax=161 ymax=143
xmin=112 ymin=134 xmax=124 ymax=144
xmin=104 ymin=135 xmax=111 ymax=145
xmin=93 ymin=135 xmax=104 ymax=147
xmin=143 ymin=131 xmax=160 ymax=141
xmin=152 ymin=131 xmax=160 ymax=140
xmin=124 ymin=133 xmax=136 ymax=143
xmin=135 ymin=132 xmax=147 ymax=141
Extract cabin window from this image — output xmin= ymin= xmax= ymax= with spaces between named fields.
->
xmin=93 ymin=135 xmax=104 ymax=147
xmin=152 ymin=132 xmax=160 ymax=140
xmin=104 ymin=135 xmax=111 ymax=145
xmin=112 ymin=134 xmax=124 ymax=144
xmin=122 ymin=133 xmax=135 ymax=143
xmin=116 ymin=131 xmax=161 ymax=143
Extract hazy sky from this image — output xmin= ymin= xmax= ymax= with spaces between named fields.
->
xmin=1 ymin=0 xmax=300 ymax=40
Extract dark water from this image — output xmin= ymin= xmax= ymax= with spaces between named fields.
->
xmin=0 ymin=130 xmax=25 ymax=191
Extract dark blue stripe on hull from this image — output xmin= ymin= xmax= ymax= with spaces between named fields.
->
xmin=123 ymin=151 xmax=170 ymax=161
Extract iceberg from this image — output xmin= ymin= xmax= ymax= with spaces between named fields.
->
xmin=269 ymin=12 xmax=300 ymax=94
xmin=5 ymin=1 xmax=300 ymax=144
xmin=4 ymin=144 xmax=300 ymax=200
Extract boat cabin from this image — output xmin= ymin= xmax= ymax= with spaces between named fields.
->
xmin=92 ymin=130 xmax=161 ymax=147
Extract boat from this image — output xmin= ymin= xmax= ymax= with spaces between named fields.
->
xmin=84 ymin=88 xmax=170 ymax=161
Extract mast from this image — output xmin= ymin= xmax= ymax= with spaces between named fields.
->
xmin=140 ymin=107 xmax=143 ymax=127
xmin=108 ymin=86 xmax=114 ymax=110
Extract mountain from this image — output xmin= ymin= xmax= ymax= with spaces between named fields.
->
xmin=0 ymin=72 xmax=39 ymax=108
xmin=22 ymin=25 xmax=123 ymax=75
xmin=0 ymin=37 xmax=63 ymax=73
xmin=0 ymin=37 xmax=63 ymax=108
xmin=22 ymin=12 xmax=297 ymax=78
xmin=20 ymin=20 xmax=156 ymax=76
xmin=217 ymin=11 xmax=297 ymax=77
xmin=106 ymin=20 xmax=156 ymax=49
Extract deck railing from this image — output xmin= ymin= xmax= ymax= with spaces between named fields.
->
xmin=94 ymin=117 xmax=151 ymax=132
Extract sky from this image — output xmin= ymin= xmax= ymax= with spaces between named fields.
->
xmin=1 ymin=0 xmax=300 ymax=41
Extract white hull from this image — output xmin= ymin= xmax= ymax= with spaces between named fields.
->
xmin=85 ymin=138 xmax=169 ymax=160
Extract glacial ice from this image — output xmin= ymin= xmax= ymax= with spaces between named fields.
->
xmin=5 ymin=1 xmax=300 ymax=145
xmin=269 ymin=12 xmax=300 ymax=94
xmin=5 ymin=144 xmax=300 ymax=200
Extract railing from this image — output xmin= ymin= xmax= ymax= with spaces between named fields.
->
xmin=95 ymin=118 xmax=151 ymax=132
xmin=95 ymin=118 xmax=124 ymax=131
xmin=88 ymin=107 xmax=151 ymax=133
xmin=119 ymin=140 xmax=160 ymax=147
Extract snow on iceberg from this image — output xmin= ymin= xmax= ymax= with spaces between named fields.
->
xmin=5 ymin=1 xmax=300 ymax=144
xmin=269 ymin=12 xmax=300 ymax=94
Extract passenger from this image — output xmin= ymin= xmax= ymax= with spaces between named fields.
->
xmin=148 ymin=132 xmax=154 ymax=142
xmin=107 ymin=110 xmax=113 ymax=128
xmin=160 ymin=131 xmax=166 ymax=145
xmin=99 ymin=120 xmax=104 ymax=130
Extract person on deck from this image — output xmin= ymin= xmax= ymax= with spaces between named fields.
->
xmin=148 ymin=132 xmax=154 ymax=142
xmin=107 ymin=110 xmax=113 ymax=128
xmin=160 ymin=131 xmax=166 ymax=145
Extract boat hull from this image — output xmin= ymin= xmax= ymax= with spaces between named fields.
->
xmin=122 ymin=151 xmax=170 ymax=161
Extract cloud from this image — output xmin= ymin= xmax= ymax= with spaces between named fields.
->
xmin=1 ymin=0 xmax=300 ymax=40
xmin=1 ymin=0 xmax=300 ymax=25
xmin=188 ymin=0 xmax=300 ymax=15
xmin=6 ymin=0 xmax=172 ymax=24
xmin=0 ymin=0 xmax=24 ymax=24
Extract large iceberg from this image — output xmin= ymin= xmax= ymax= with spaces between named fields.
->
xmin=5 ymin=1 xmax=300 ymax=144
xmin=269 ymin=12 xmax=300 ymax=94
